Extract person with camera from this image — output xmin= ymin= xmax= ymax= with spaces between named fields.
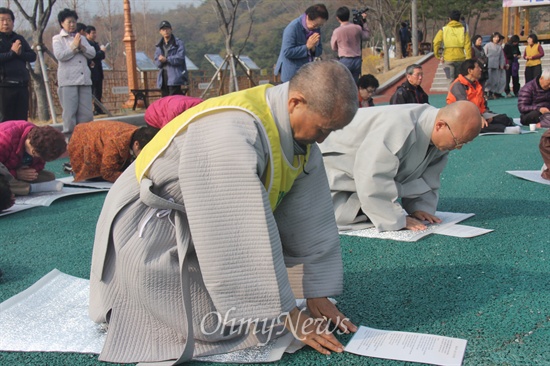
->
xmin=330 ymin=6 xmax=369 ymax=83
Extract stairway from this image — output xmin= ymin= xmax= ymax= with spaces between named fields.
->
xmin=429 ymin=63 xmax=452 ymax=93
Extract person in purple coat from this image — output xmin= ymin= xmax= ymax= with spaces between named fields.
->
xmin=518 ymin=68 xmax=550 ymax=128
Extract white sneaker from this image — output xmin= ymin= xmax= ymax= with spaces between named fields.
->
xmin=504 ymin=126 xmax=521 ymax=134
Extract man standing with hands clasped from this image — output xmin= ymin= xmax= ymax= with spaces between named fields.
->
xmin=0 ymin=7 xmax=36 ymax=122
xmin=154 ymin=20 xmax=187 ymax=97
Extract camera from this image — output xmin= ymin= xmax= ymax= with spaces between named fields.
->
xmin=352 ymin=7 xmax=369 ymax=26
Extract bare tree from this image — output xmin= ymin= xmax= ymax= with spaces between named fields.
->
xmin=60 ymin=0 xmax=85 ymax=12
xmin=13 ymin=0 xmax=57 ymax=122
xmin=97 ymin=0 xmax=122 ymax=69
xmin=212 ymin=0 xmax=255 ymax=93
xmin=366 ymin=0 xmax=411 ymax=72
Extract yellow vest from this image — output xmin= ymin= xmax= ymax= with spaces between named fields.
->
xmin=442 ymin=25 xmax=465 ymax=50
xmin=135 ymin=84 xmax=310 ymax=211
xmin=525 ymin=44 xmax=542 ymax=67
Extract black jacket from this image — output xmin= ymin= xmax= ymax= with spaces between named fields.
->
xmin=87 ymin=39 xmax=105 ymax=81
xmin=389 ymin=80 xmax=429 ymax=105
xmin=0 ymin=31 xmax=36 ymax=85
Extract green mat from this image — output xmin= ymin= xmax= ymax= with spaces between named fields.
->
xmin=1 ymin=97 xmax=548 ymax=365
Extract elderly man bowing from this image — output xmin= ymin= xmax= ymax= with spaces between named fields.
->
xmin=89 ymin=61 xmax=359 ymax=364
xmin=320 ymin=101 xmax=481 ymax=232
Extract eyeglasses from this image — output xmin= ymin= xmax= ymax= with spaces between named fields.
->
xmin=366 ymin=88 xmax=376 ymax=94
xmin=309 ymin=19 xmax=326 ymax=29
xmin=0 ymin=18 xmax=13 ymax=23
xmin=444 ymin=122 xmax=466 ymax=149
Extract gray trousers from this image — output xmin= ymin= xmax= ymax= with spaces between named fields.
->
xmin=486 ymin=68 xmax=505 ymax=94
xmin=443 ymin=61 xmax=463 ymax=80
xmin=58 ymin=85 xmax=93 ymax=137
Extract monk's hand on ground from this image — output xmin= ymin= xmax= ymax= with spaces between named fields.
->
xmin=405 ymin=216 xmax=427 ymax=231
xmin=307 ymin=297 xmax=358 ymax=334
xmin=411 ymin=210 xmax=442 ymax=224
xmin=16 ymin=167 xmax=38 ymax=181
xmin=284 ymin=307 xmax=344 ymax=355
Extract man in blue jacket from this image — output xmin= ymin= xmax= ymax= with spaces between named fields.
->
xmin=154 ymin=20 xmax=187 ymax=97
xmin=275 ymin=4 xmax=328 ymax=83
xmin=0 ymin=7 xmax=36 ymax=122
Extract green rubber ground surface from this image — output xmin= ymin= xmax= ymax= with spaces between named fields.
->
xmin=1 ymin=95 xmax=548 ymax=365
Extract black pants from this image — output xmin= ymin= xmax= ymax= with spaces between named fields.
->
xmin=505 ymin=67 xmax=520 ymax=95
xmin=0 ymin=85 xmax=29 ymax=122
xmin=160 ymin=70 xmax=184 ymax=97
xmin=482 ymin=114 xmax=514 ymax=133
xmin=161 ymin=85 xmax=184 ymax=97
xmin=525 ymin=65 xmax=542 ymax=84
xmin=91 ymin=78 xmax=103 ymax=113
xmin=520 ymin=110 xmax=542 ymax=126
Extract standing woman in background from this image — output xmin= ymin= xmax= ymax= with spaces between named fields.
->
xmin=52 ymin=8 xmax=95 ymax=139
xmin=471 ymin=35 xmax=488 ymax=88
xmin=483 ymin=32 xmax=506 ymax=99
xmin=523 ymin=34 xmax=544 ymax=84
xmin=503 ymin=35 xmax=521 ymax=97
xmin=274 ymin=4 xmax=329 ymax=83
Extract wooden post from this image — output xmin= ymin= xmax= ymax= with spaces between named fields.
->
xmin=122 ymin=0 xmax=141 ymax=109
xmin=502 ymin=6 xmax=509 ymax=38
xmin=514 ymin=8 xmax=521 ymax=37
xmin=524 ymin=8 xmax=530 ymax=37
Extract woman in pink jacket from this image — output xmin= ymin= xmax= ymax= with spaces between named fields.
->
xmin=0 ymin=120 xmax=66 ymax=195
xmin=144 ymin=95 xmax=203 ymax=129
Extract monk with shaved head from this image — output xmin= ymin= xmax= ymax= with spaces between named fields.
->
xmin=320 ymin=101 xmax=481 ymax=232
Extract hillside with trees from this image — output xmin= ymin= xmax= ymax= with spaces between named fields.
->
xmin=34 ymin=0 xmax=516 ymax=73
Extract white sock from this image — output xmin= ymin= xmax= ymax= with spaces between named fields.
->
xmin=29 ymin=180 xmax=63 ymax=193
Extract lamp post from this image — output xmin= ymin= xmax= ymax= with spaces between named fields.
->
xmin=122 ymin=0 xmax=140 ymax=109
xmin=411 ymin=0 xmax=418 ymax=56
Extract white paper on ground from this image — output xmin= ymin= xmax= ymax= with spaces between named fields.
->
xmin=13 ymin=186 xmax=107 ymax=207
xmin=0 ymin=269 xmax=106 ymax=353
xmin=479 ymin=130 xmax=535 ymax=136
xmin=340 ymin=212 xmax=478 ymax=242
xmin=506 ymin=170 xmax=550 ymax=186
xmin=0 ymin=269 xmax=307 ymax=362
xmin=434 ymin=224 xmax=493 ymax=238
xmin=345 ymin=326 xmax=467 ymax=366
xmin=57 ymin=176 xmax=113 ymax=190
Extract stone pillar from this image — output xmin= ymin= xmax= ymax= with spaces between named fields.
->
xmin=122 ymin=0 xmax=141 ymax=109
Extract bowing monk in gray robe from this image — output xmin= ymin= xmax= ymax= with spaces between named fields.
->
xmin=320 ymin=101 xmax=482 ymax=232
xmin=88 ymin=61 xmax=359 ymax=364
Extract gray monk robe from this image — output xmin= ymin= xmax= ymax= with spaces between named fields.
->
xmin=88 ymin=83 xmax=344 ymax=363
xmin=319 ymin=104 xmax=449 ymax=232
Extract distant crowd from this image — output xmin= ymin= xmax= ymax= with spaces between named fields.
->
xmin=1 ymin=4 xmax=549 ymax=366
